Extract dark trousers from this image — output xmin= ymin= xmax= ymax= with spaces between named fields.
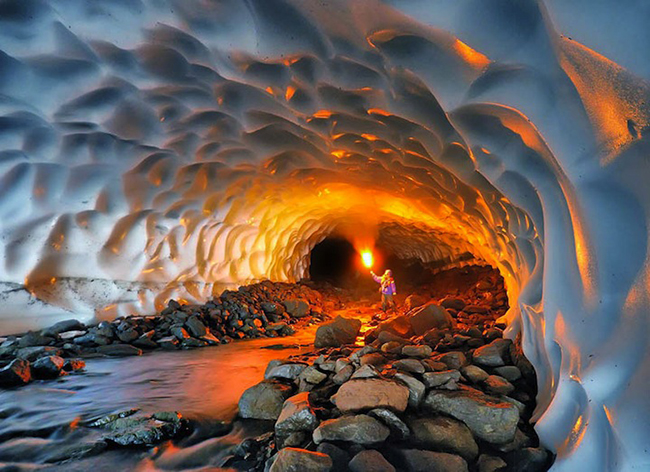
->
xmin=381 ymin=293 xmax=396 ymax=312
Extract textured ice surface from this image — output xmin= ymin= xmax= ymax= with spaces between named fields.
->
xmin=0 ymin=1 xmax=649 ymax=470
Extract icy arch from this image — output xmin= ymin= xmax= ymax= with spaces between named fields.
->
xmin=1 ymin=0 xmax=650 ymax=470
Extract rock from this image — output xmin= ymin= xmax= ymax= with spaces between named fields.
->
xmin=96 ymin=344 xmax=143 ymax=357
xmin=133 ymin=331 xmax=157 ymax=349
xmin=484 ymin=375 xmax=515 ymax=395
xmin=405 ymin=294 xmax=427 ymax=312
xmin=477 ymin=454 xmax=507 ymax=472
xmin=62 ymin=358 xmax=85 ymax=372
xmin=266 ymin=363 xmax=307 ymax=380
xmin=349 ymin=449 xmax=395 ymax=472
xmin=381 ymin=341 xmax=404 ymax=354
xmin=18 ymin=331 xmax=55 ymax=348
xmin=100 ymin=412 xmax=188 ymax=446
xmin=283 ymin=299 xmax=310 ymax=318
xmin=333 ymin=365 xmax=355 ymax=384
xmin=31 ymin=355 xmax=65 ymax=379
xmin=464 ymin=305 xmax=488 ymax=314
xmin=472 ymin=342 xmax=506 ymax=367
xmin=182 ymin=337 xmax=207 ymax=348
xmin=397 ymin=449 xmax=468 ymax=472
xmin=313 ymin=415 xmax=390 ymax=445
xmin=332 ymin=379 xmax=409 ymax=413
xmin=314 ymin=316 xmax=362 ymax=348
xmin=496 ymin=427 xmax=531 ymax=453
xmin=299 ymin=366 xmax=328 ymax=385
xmin=360 ymin=352 xmax=387 ymax=366
xmin=422 ymin=370 xmax=461 ymax=388
xmin=395 ymin=373 xmax=426 ymax=408
xmin=42 ymin=319 xmax=85 ymax=337
xmin=261 ymin=302 xmax=280 ymax=314
xmin=377 ymin=331 xmax=408 ymax=345
xmin=15 ymin=346 xmax=62 ymax=362
xmin=435 ymin=352 xmax=467 ymax=370
xmin=59 ymin=330 xmax=87 ymax=340
xmin=460 ymin=365 xmax=489 ymax=383
xmin=351 ymin=364 xmax=380 ymax=379
xmin=504 ymin=447 xmax=549 ymax=472
xmin=368 ymin=408 xmax=410 ymax=439
xmin=424 ymin=386 xmax=519 ymax=444
xmin=409 ymin=417 xmax=478 ymax=461
xmin=494 ymin=366 xmax=521 ymax=382
xmin=74 ymin=332 xmax=110 ymax=346
xmin=158 ymin=336 xmax=180 ymax=350
xmin=408 ymin=304 xmax=454 ymax=335
xmin=317 ymin=443 xmax=349 ymax=471
xmin=171 ymin=326 xmax=191 ymax=341
xmin=95 ymin=322 xmax=114 ymax=339
xmin=185 ymin=316 xmax=208 ymax=338
xmin=275 ymin=393 xmax=319 ymax=446
xmin=200 ymin=332 xmax=220 ymax=345
xmin=239 ymin=381 xmax=294 ymax=420
xmin=401 ymin=345 xmax=432 ymax=358
xmin=270 ymin=447 xmax=333 ymax=472
xmin=394 ymin=359 xmax=425 ymax=374
xmin=441 ymin=298 xmax=466 ymax=311
xmin=117 ymin=328 xmax=139 ymax=343
xmin=0 ymin=359 xmax=31 ymax=387
xmin=371 ymin=316 xmax=413 ymax=340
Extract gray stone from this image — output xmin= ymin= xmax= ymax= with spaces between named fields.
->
xmin=424 ymin=386 xmax=519 ymax=444
xmin=401 ymin=345 xmax=433 ymax=358
xmin=408 ymin=304 xmax=454 ymax=335
xmin=368 ymin=408 xmax=410 ymax=440
xmin=461 ymin=365 xmax=489 ymax=383
xmin=266 ymin=363 xmax=307 ymax=381
xmin=360 ymin=352 xmax=387 ymax=366
xmin=477 ymin=454 xmax=507 ymax=472
xmin=299 ymin=366 xmax=328 ymax=385
xmin=158 ymin=336 xmax=180 ymax=350
xmin=95 ymin=322 xmax=114 ymax=339
xmin=59 ymin=330 xmax=87 ymax=340
xmin=239 ymin=381 xmax=294 ymax=420
xmin=332 ymin=379 xmax=409 ymax=413
xmin=494 ymin=366 xmax=521 ymax=382
xmin=395 ymin=373 xmax=426 ymax=408
xmin=313 ymin=415 xmax=390 ymax=445
xmin=394 ymin=359 xmax=425 ymax=374
xmin=62 ymin=358 xmax=85 ymax=372
xmin=74 ymin=332 xmax=110 ymax=346
xmin=423 ymin=370 xmax=461 ymax=388
xmin=349 ymin=449 xmax=395 ymax=472
xmin=15 ymin=346 xmax=62 ymax=362
xmin=270 ymin=447 xmax=332 ymax=472
xmin=117 ymin=328 xmax=139 ymax=343
xmin=99 ymin=412 xmax=187 ymax=446
xmin=333 ymin=365 xmax=355 ymax=384
xmin=42 ymin=319 xmax=85 ymax=337
xmin=31 ymin=355 xmax=65 ymax=379
xmin=185 ymin=316 xmax=208 ymax=338
xmin=484 ymin=375 xmax=515 ymax=395
xmin=504 ymin=447 xmax=549 ymax=472
xmin=96 ymin=344 xmax=143 ymax=357
xmin=171 ymin=326 xmax=191 ymax=341
xmin=314 ymin=316 xmax=362 ymax=348
xmin=18 ymin=332 xmax=54 ymax=347
xmin=472 ymin=343 xmax=505 ymax=367
xmin=397 ymin=449 xmax=468 ymax=472
xmin=275 ymin=393 xmax=319 ymax=446
xmin=0 ymin=359 xmax=31 ymax=387
xmin=200 ymin=332 xmax=220 ymax=345
xmin=283 ymin=299 xmax=310 ymax=318
xmin=317 ymin=443 xmax=349 ymax=471
xmin=409 ymin=417 xmax=478 ymax=461
xmin=434 ymin=352 xmax=467 ymax=370
xmin=351 ymin=364 xmax=379 ymax=379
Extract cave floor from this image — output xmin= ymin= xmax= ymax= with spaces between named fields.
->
xmin=0 ymin=265 xmax=549 ymax=471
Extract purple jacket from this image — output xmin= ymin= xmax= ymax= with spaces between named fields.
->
xmin=373 ymin=273 xmax=397 ymax=295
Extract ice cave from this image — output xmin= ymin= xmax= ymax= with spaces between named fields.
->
xmin=0 ymin=0 xmax=649 ymax=471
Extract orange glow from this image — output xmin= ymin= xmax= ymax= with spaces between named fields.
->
xmin=312 ymin=110 xmax=333 ymax=119
xmin=452 ymin=39 xmax=490 ymax=69
xmin=361 ymin=250 xmax=374 ymax=268
xmin=285 ymin=85 xmax=296 ymax=101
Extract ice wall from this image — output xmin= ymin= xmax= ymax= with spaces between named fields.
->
xmin=0 ymin=0 xmax=649 ymax=470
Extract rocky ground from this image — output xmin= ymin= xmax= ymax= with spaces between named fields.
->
xmin=229 ymin=266 xmax=554 ymax=472
xmin=0 ymin=266 xmax=553 ymax=471
xmin=0 ymin=281 xmax=333 ymax=388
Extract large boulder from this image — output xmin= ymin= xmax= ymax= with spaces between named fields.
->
xmin=185 ymin=316 xmax=208 ymax=338
xmin=239 ymin=381 xmax=294 ymax=420
xmin=397 ymin=449 xmax=468 ymax=472
xmin=31 ymin=355 xmax=65 ymax=379
xmin=314 ymin=316 xmax=361 ymax=348
xmin=424 ymin=386 xmax=519 ymax=444
xmin=269 ymin=447 xmax=332 ymax=472
xmin=283 ymin=299 xmax=310 ymax=318
xmin=370 ymin=316 xmax=413 ymax=340
xmin=0 ymin=358 xmax=31 ymax=387
xmin=332 ymin=379 xmax=410 ymax=413
xmin=313 ymin=415 xmax=390 ymax=445
xmin=408 ymin=304 xmax=454 ymax=335
xmin=404 ymin=294 xmax=427 ymax=312
xmin=409 ymin=417 xmax=479 ymax=461
xmin=93 ymin=411 xmax=188 ymax=447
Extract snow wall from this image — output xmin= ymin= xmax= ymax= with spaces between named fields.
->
xmin=1 ymin=1 xmax=649 ymax=470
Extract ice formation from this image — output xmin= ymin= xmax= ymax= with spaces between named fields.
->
xmin=0 ymin=0 xmax=649 ymax=470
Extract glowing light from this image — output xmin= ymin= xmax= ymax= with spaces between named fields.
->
xmin=361 ymin=250 xmax=374 ymax=268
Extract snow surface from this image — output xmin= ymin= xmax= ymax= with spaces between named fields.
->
xmin=1 ymin=0 xmax=649 ymax=470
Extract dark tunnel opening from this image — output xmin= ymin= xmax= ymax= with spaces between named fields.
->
xmin=309 ymin=237 xmax=359 ymax=287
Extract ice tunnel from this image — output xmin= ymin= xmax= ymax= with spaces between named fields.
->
xmin=0 ymin=0 xmax=649 ymax=470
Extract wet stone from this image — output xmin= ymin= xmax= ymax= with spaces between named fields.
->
xmin=461 ymin=365 xmax=489 ymax=383
xmin=269 ymin=447 xmax=333 ymax=472
xmin=41 ymin=319 xmax=85 ymax=337
xmin=31 ymin=355 xmax=65 ymax=379
xmin=16 ymin=346 xmax=62 ymax=362
xmin=313 ymin=414 xmax=390 ymax=445
xmin=395 ymin=372 xmax=426 ymax=408
xmin=314 ymin=316 xmax=362 ymax=348
xmin=368 ymin=408 xmax=410 ymax=440
xmin=332 ymin=379 xmax=409 ymax=413
xmin=185 ymin=316 xmax=208 ymax=338
xmin=275 ymin=392 xmax=319 ymax=447
xmin=494 ymin=365 xmax=522 ymax=382
xmin=158 ymin=336 xmax=180 ymax=350
xmin=401 ymin=345 xmax=433 ymax=358
xmin=265 ymin=362 xmax=307 ymax=381
xmin=423 ymin=370 xmax=461 ymax=388
xmin=397 ymin=449 xmax=468 ymax=472
xmin=117 ymin=328 xmax=139 ymax=343
xmin=0 ymin=358 xmax=31 ymax=387
xmin=434 ymin=352 xmax=467 ymax=370
xmin=96 ymin=344 xmax=143 ymax=357
xmin=409 ymin=304 xmax=454 ymax=335
xmin=349 ymin=449 xmax=395 ymax=472
xmin=239 ymin=381 xmax=294 ymax=420
xmin=484 ymin=375 xmax=515 ymax=395
xmin=409 ymin=416 xmax=478 ymax=461
xmin=394 ymin=358 xmax=425 ymax=374
xmin=477 ymin=454 xmax=507 ymax=472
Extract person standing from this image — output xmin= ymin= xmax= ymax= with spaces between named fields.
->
xmin=371 ymin=269 xmax=397 ymax=312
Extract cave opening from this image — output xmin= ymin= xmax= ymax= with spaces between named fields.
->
xmin=308 ymin=236 xmax=358 ymax=287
